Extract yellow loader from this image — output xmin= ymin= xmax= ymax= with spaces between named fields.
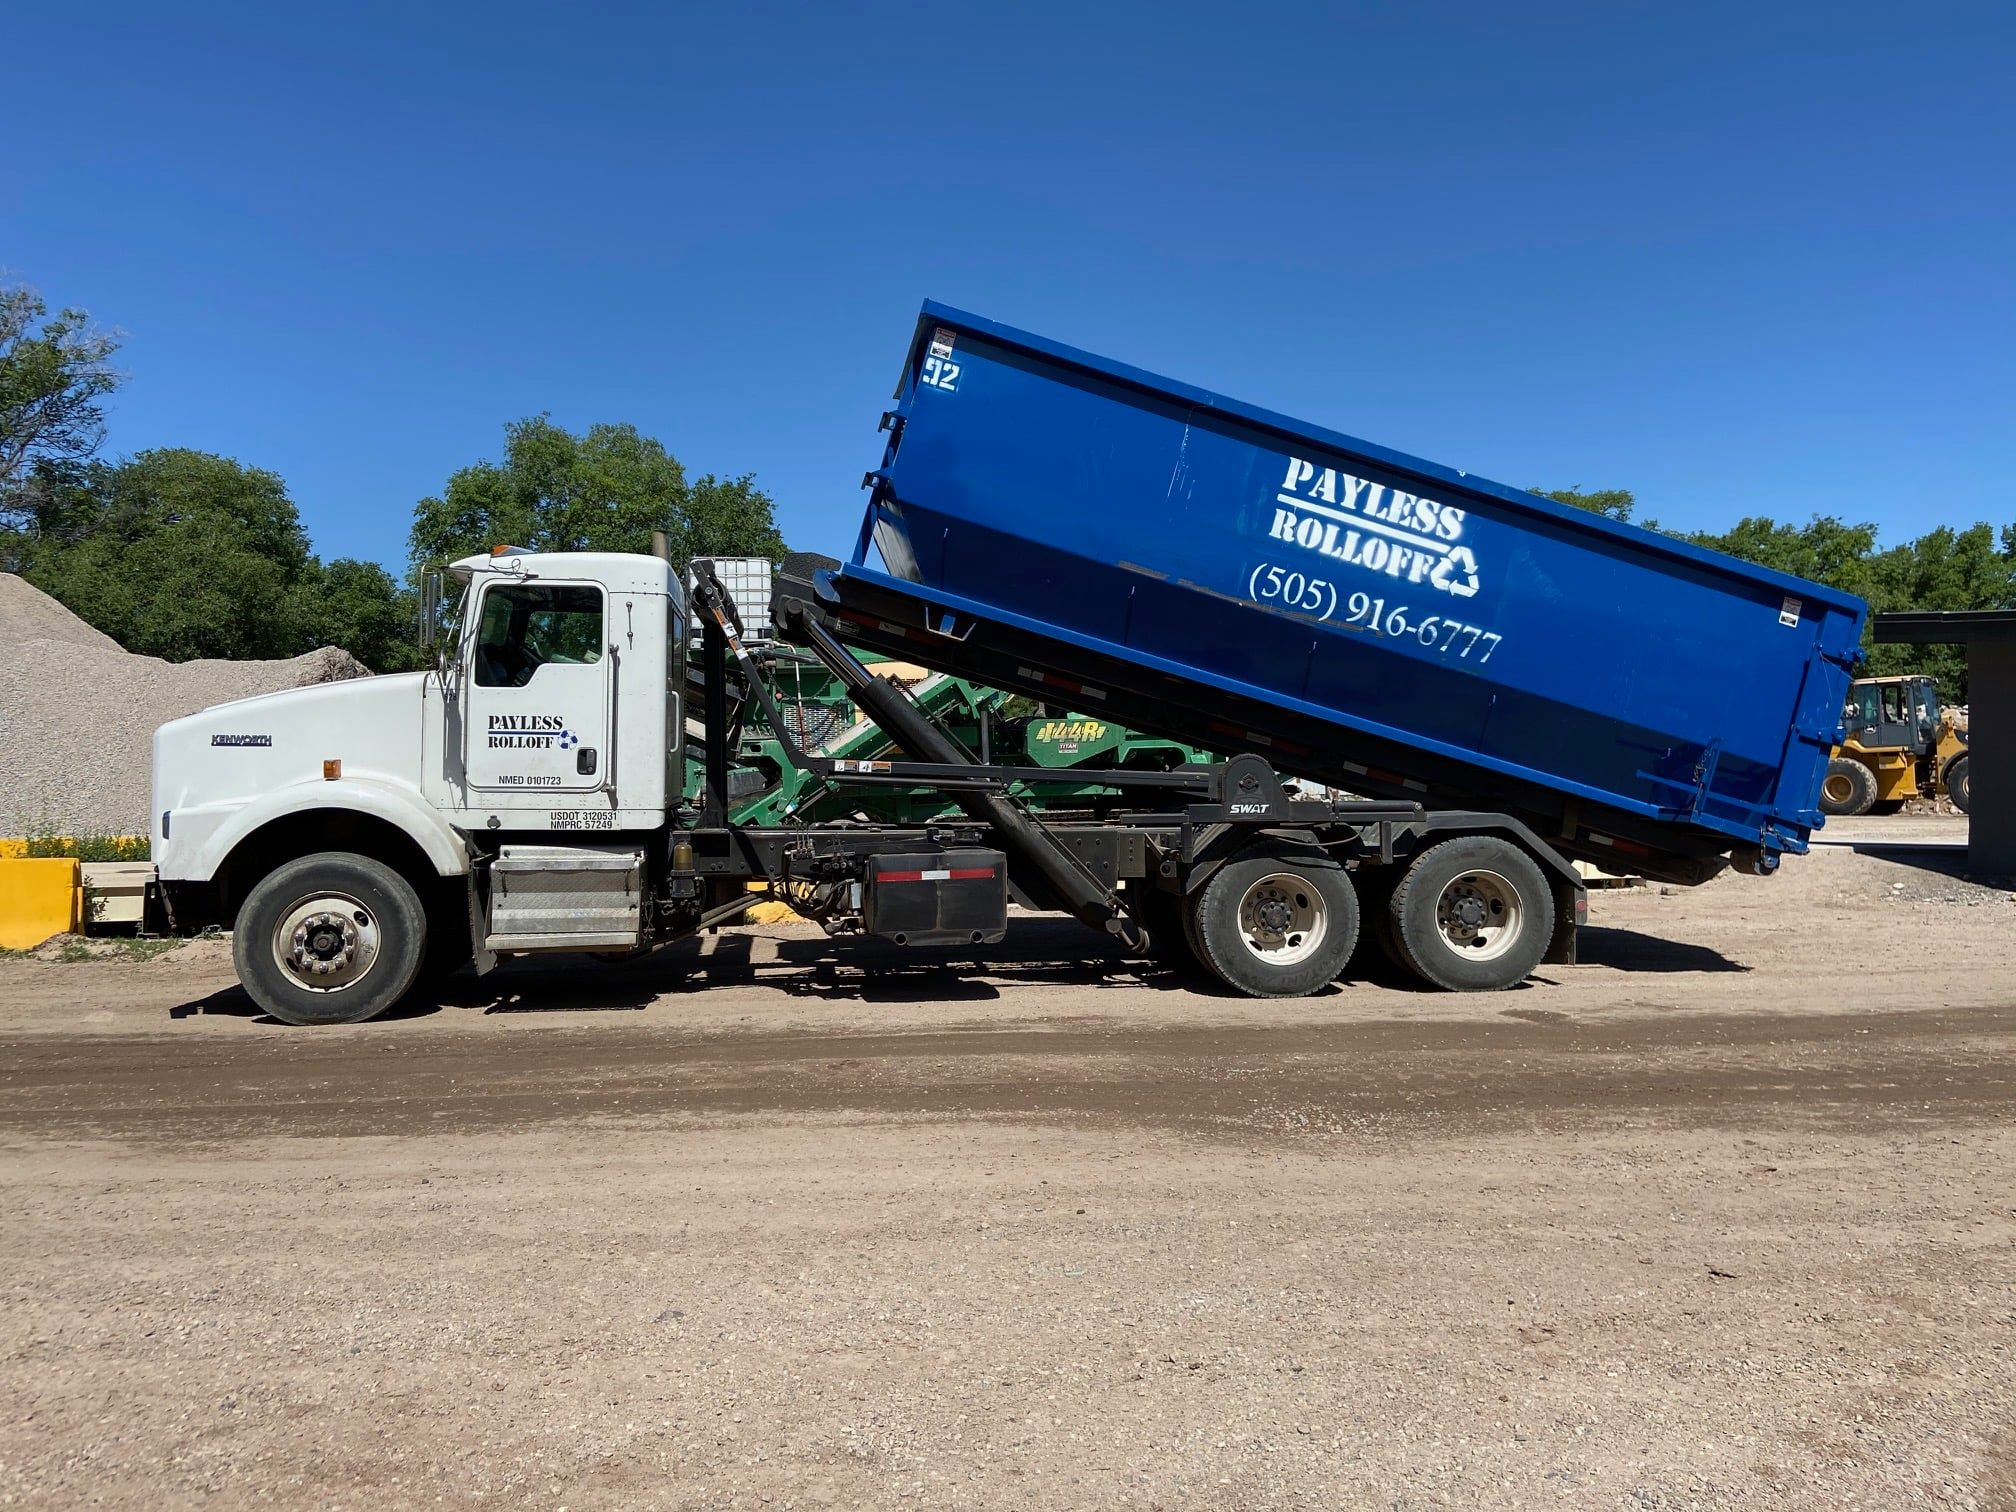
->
xmin=1822 ymin=674 xmax=1970 ymax=817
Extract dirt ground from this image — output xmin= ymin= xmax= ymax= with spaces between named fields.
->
xmin=2 ymin=815 xmax=2012 ymax=1509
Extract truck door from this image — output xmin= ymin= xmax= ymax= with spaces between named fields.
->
xmin=462 ymin=578 xmax=611 ymax=794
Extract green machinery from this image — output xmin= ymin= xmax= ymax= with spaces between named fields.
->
xmin=707 ymin=648 xmax=1217 ymax=826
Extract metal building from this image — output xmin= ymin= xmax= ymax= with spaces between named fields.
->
xmin=1874 ymin=610 xmax=2016 ymax=878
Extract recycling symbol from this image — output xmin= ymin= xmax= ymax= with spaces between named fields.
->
xmin=558 ymin=729 xmax=578 ymax=750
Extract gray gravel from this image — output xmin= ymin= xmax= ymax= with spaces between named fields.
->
xmin=0 ymin=573 xmax=366 ymax=836
xmin=0 ymin=572 xmax=125 ymax=654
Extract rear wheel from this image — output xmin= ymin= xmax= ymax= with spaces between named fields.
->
xmin=1387 ymin=836 xmax=1553 ymax=992
xmin=1187 ymin=849 xmax=1359 ymax=998
xmin=1945 ymin=753 xmax=1971 ymax=814
xmin=232 ymin=853 xmax=427 ymax=1026
xmin=1820 ymin=756 xmax=1878 ymax=817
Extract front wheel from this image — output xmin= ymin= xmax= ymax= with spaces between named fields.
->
xmin=1387 ymin=836 xmax=1553 ymax=992
xmin=1944 ymin=753 xmax=1971 ymax=814
xmin=1188 ymin=849 xmax=1359 ymax=998
xmin=232 ymin=853 xmax=428 ymax=1025
xmin=1820 ymin=756 xmax=1877 ymax=817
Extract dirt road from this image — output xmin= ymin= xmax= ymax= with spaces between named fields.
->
xmin=2 ymin=824 xmax=2012 ymax=1508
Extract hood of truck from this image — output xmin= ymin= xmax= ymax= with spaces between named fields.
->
xmin=152 ymin=672 xmax=430 ymax=875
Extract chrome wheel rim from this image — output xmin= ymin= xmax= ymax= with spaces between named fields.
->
xmin=1236 ymin=872 xmax=1326 ymax=967
xmin=1435 ymin=869 xmax=1522 ymax=961
xmin=272 ymin=892 xmax=381 ymax=993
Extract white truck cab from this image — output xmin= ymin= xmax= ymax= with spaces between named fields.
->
xmin=152 ymin=549 xmax=688 ymax=1023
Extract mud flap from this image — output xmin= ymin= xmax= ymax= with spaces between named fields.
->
xmin=465 ymin=873 xmax=497 ymax=976
xmin=1544 ymin=878 xmax=1584 ymax=965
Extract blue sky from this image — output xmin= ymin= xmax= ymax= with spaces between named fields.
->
xmin=4 ymin=1 xmax=2010 ymax=574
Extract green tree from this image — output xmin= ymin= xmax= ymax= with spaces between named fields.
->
xmin=685 ymin=471 xmax=787 ymax=560
xmin=1860 ymin=522 xmax=2016 ymax=693
xmin=14 ymin=448 xmax=422 ymax=670
xmin=1683 ymin=516 xmax=1884 ymax=606
xmin=409 ymin=416 xmax=787 ymax=572
xmin=22 ymin=450 xmax=312 ymax=659
xmin=289 ymin=558 xmax=426 ymax=674
xmin=1534 ymin=485 xmax=1636 ymax=523
xmin=410 ymin=416 xmax=685 ymax=568
xmin=0 ymin=286 xmax=122 ymax=493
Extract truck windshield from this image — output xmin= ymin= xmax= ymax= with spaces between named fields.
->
xmin=475 ymin=583 xmax=604 ymax=688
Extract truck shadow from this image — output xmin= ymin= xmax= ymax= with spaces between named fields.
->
xmin=1830 ymin=841 xmax=2009 ymax=888
xmin=169 ymin=987 xmax=445 ymax=1024
xmin=1574 ymin=926 xmax=1749 ymax=974
xmin=767 ymin=920 xmax=1235 ymax=1000
xmin=165 ymin=917 xmax=1739 ymax=1025
xmin=440 ymin=920 xmax=1265 ymax=1010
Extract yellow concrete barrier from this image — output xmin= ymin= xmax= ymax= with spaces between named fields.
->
xmin=0 ymin=858 xmax=82 ymax=949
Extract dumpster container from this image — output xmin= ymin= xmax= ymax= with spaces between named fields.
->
xmin=831 ymin=303 xmax=1866 ymax=883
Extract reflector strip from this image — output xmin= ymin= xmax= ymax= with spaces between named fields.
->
xmin=837 ymin=608 xmax=928 ymax=643
xmin=1210 ymin=721 xmax=1313 ymax=757
xmin=1345 ymin=763 xmax=1426 ymax=792
xmin=1014 ymin=665 xmax=1109 ymax=702
xmin=876 ymin=867 xmax=999 ymax=884
xmin=1586 ymin=832 xmax=1650 ymax=854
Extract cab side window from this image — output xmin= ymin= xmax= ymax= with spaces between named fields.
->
xmin=474 ymin=583 xmax=604 ymax=688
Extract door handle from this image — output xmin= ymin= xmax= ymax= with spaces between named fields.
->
xmin=576 ymin=747 xmax=598 ymax=776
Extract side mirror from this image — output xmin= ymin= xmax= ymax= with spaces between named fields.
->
xmin=418 ymin=569 xmax=444 ymax=650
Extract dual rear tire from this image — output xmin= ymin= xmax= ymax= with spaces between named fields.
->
xmin=1381 ymin=836 xmax=1554 ymax=992
xmin=1184 ymin=850 xmax=1361 ymax=998
xmin=1157 ymin=836 xmax=1553 ymax=997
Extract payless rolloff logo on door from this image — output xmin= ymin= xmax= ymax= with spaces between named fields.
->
xmin=488 ymin=714 xmax=569 ymax=749
xmin=1264 ymin=456 xmax=1481 ymax=598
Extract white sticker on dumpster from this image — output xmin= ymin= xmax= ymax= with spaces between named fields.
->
xmin=929 ymin=327 xmax=956 ymax=360
xmin=1779 ymin=596 xmax=1801 ymax=627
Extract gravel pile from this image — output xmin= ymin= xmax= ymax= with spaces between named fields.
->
xmin=0 ymin=574 xmax=367 ymax=836
xmin=0 ymin=572 xmax=124 ymax=653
